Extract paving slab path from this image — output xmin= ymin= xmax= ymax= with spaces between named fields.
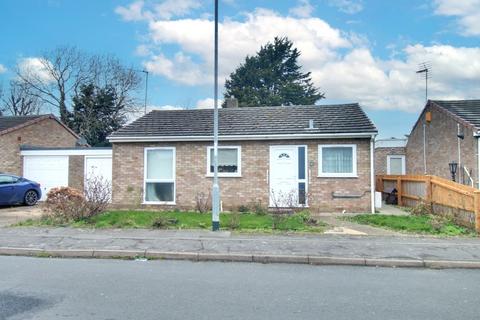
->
xmin=0 ymin=227 xmax=479 ymax=268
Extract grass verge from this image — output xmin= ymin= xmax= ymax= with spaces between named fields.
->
xmin=16 ymin=210 xmax=327 ymax=233
xmin=347 ymin=214 xmax=475 ymax=236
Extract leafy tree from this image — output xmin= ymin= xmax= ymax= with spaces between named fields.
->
xmin=224 ymin=37 xmax=324 ymax=107
xmin=69 ymin=84 xmax=126 ymax=146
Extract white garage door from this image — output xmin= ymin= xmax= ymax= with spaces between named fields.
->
xmin=23 ymin=155 xmax=69 ymax=201
xmin=85 ymin=156 xmax=112 ymax=199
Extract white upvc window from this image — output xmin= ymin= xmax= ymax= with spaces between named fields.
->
xmin=318 ymin=144 xmax=357 ymax=178
xmin=206 ymin=146 xmax=241 ymax=177
xmin=144 ymin=147 xmax=176 ymax=204
xmin=387 ymin=155 xmax=406 ymax=175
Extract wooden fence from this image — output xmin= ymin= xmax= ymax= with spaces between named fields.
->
xmin=376 ymin=174 xmax=480 ymax=232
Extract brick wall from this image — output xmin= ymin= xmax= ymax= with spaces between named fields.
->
xmin=0 ymin=118 xmax=78 ymax=176
xmin=375 ymin=147 xmax=406 ymax=175
xmin=68 ymin=155 xmax=84 ymax=191
xmin=406 ymin=104 xmax=478 ymax=184
xmin=112 ymin=138 xmax=373 ymax=213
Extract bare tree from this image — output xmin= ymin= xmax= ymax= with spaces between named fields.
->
xmin=16 ymin=46 xmax=142 ymax=124
xmin=88 ymin=54 xmax=142 ymax=116
xmin=16 ymin=46 xmax=88 ymax=123
xmin=1 ymin=80 xmax=42 ymax=116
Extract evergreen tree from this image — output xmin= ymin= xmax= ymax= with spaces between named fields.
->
xmin=69 ymin=84 xmax=126 ymax=146
xmin=224 ymin=37 xmax=324 ymax=107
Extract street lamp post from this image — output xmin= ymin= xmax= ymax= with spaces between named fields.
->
xmin=212 ymin=0 xmax=220 ymax=231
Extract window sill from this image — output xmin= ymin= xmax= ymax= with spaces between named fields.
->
xmin=317 ymin=174 xmax=358 ymax=178
xmin=206 ymin=174 xmax=242 ymax=178
xmin=142 ymin=201 xmax=176 ymax=205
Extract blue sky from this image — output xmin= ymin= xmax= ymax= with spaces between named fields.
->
xmin=0 ymin=0 xmax=479 ymax=138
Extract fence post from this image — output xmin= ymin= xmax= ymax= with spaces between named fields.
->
xmin=397 ymin=176 xmax=403 ymax=206
xmin=474 ymin=191 xmax=480 ymax=233
xmin=426 ymin=176 xmax=432 ymax=205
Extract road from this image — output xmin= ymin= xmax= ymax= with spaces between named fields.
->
xmin=1 ymin=256 xmax=479 ymax=320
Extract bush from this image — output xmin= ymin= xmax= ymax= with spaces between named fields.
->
xmin=195 ymin=192 xmax=211 ymax=213
xmin=44 ymin=187 xmax=89 ymax=222
xmin=237 ymin=204 xmax=250 ymax=213
xmin=227 ymin=212 xmax=241 ymax=230
xmin=410 ymin=201 xmax=433 ymax=216
xmin=44 ymin=175 xmax=111 ymax=223
xmin=251 ymin=200 xmax=268 ymax=215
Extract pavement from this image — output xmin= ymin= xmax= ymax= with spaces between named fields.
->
xmin=2 ymin=256 xmax=480 ymax=320
xmin=0 ymin=227 xmax=480 ymax=269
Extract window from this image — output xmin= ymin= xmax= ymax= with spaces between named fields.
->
xmin=0 ymin=175 xmax=19 ymax=185
xmin=318 ymin=144 xmax=357 ymax=177
xmin=207 ymin=146 xmax=241 ymax=177
xmin=387 ymin=155 xmax=405 ymax=175
xmin=144 ymin=148 xmax=175 ymax=203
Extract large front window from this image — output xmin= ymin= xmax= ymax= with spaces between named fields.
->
xmin=207 ymin=146 xmax=241 ymax=177
xmin=318 ymin=144 xmax=357 ymax=177
xmin=144 ymin=148 xmax=175 ymax=203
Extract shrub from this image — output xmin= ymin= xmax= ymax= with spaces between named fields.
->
xmin=227 ymin=212 xmax=241 ymax=230
xmin=195 ymin=192 xmax=211 ymax=213
xmin=44 ymin=187 xmax=89 ymax=222
xmin=410 ymin=201 xmax=433 ymax=216
xmin=237 ymin=204 xmax=250 ymax=213
xmin=84 ymin=174 xmax=111 ymax=217
xmin=251 ymin=200 xmax=268 ymax=215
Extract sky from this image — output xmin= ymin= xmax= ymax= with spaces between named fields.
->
xmin=0 ymin=0 xmax=479 ymax=138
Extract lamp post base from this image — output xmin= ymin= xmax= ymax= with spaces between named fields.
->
xmin=212 ymin=221 xmax=220 ymax=231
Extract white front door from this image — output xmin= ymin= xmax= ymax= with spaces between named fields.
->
xmin=85 ymin=156 xmax=112 ymax=199
xmin=23 ymin=155 xmax=69 ymax=201
xmin=270 ymin=146 xmax=306 ymax=207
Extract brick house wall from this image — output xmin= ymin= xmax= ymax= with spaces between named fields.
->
xmin=406 ymin=104 xmax=478 ymax=184
xmin=68 ymin=155 xmax=85 ymax=191
xmin=112 ymin=138 xmax=373 ymax=213
xmin=375 ymin=147 xmax=406 ymax=175
xmin=0 ymin=118 xmax=78 ymax=176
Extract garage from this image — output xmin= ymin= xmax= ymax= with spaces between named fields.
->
xmin=23 ymin=155 xmax=69 ymax=201
xmin=21 ymin=148 xmax=112 ymax=201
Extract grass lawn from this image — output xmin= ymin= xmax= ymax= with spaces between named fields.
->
xmin=347 ymin=214 xmax=475 ymax=236
xmin=17 ymin=210 xmax=328 ymax=233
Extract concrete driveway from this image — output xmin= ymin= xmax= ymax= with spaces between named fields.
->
xmin=0 ymin=205 xmax=43 ymax=227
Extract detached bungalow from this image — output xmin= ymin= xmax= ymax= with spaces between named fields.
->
xmin=108 ymin=103 xmax=377 ymax=213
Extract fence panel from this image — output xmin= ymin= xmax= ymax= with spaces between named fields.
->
xmin=376 ymin=174 xmax=479 ymax=232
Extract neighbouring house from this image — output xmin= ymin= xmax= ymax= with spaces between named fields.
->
xmin=375 ymin=137 xmax=407 ymax=175
xmin=0 ymin=114 xmax=112 ymax=200
xmin=108 ymin=103 xmax=377 ymax=213
xmin=406 ymin=99 xmax=480 ymax=187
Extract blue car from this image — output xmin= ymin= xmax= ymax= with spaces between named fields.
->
xmin=0 ymin=174 xmax=42 ymax=206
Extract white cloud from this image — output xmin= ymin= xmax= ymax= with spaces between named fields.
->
xmin=289 ymin=0 xmax=314 ymax=18
xmin=115 ymin=0 xmax=201 ymax=21
xmin=327 ymin=0 xmax=363 ymax=14
xmin=434 ymin=0 xmax=480 ymax=36
xmin=195 ymin=97 xmax=223 ymax=109
xmin=0 ymin=64 xmax=6 ymax=73
xmin=17 ymin=57 xmax=55 ymax=83
xmin=118 ymin=2 xmax=480 ymax=113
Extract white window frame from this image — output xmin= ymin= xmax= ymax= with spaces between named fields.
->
xmin=206 ymin=146 xmax=242 ymax=177
xmin=387 ymin=155 xmax=406 ymax=175
xmin=143 ymin=147 xmax=176 ymax=205
xmin=318 ymin=144 xmax=357 ymax=178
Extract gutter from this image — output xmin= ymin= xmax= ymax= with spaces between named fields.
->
xmin=475 ymin=131 xmax=480 ymax=189
xmin=108 ymin=132 xmax=377 ymax=143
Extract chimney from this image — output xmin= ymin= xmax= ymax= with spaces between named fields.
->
xmin=225 ymin=96 xmax=239 ymax=108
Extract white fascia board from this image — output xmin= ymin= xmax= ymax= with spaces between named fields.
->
xmin=21 ymin=149 xmax=112 ymax=157
xmin=108 ymin=132 xmax=377 ymax=143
